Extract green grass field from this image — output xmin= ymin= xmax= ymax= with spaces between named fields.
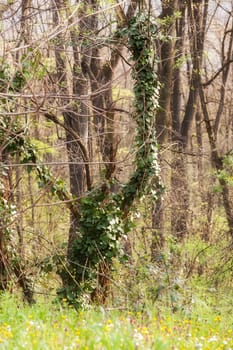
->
xmin=0 ymin=291 xmax=232 ymax=350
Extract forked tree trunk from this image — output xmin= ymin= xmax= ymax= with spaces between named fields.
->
xmin=52 ymin=0 xmax=138 ymax=301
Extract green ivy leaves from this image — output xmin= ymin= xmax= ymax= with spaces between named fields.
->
xmin=60 ymin=12 xmax=164 ymax=305
xmin=121 ymin=13 xmax=163 ymax=208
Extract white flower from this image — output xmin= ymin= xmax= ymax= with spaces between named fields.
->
xmin=195 ymin=341 xmax=203 ymax=349
xmin=208 ymin=336 xmax=218 ymax=342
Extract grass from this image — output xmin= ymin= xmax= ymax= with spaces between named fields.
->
xmin=0 ymin=291 xmax=232 ymax=350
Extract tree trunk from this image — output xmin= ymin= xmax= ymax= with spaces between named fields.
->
xmin=151 ymin=0 xmax=177 ymax=257
xmin=214 ymin=14 xmax=233 ymax=137
xmin=53 ymin=1 xmax=138 ymax=302
xmin=199 ymin=84 xmax=233 ymax=237
xmin=53 ymin=0 xmax=92 ymax=253
xmin=171 ymin=0 xmax=208 ymax=240
xmin=0 ymin=150 xmax=10 ymax=290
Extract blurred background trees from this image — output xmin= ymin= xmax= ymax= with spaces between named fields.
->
xmin=0 ymin=0 xmax=232 ymax=306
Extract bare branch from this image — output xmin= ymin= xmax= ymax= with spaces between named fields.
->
xmin=202 ymin=59 xmax=233 ymax=87
xmin=43 ymin=111 xmax=92 ymax=191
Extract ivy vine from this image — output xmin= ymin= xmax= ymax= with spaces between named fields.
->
xmin=58 ymin=12 xmax=164 ymax=306
xmin=120 ymin=13 xmax=163 ymax=212
xmin=0 ymin=12 xmax=164 ymax=306
xmin=0 ymin=55 xmax=70 ymax=300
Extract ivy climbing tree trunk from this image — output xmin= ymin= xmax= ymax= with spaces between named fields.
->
xmin=0 ymin=119 xmax=35 ymax=303
xmin=0 ymin=0 xmax=36 ymax=302
xmin=58 ymin=9 xmax=163 ymax=306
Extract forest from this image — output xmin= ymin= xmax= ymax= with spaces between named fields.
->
xmin=0 ymin=0 xmax=233 ymax=349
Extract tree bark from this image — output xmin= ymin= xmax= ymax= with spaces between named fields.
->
xmin=53 ymin=0 xmax=92 ymax=253
xmin=171 ymin=0 xmax=208 ymax=240
xmin=0 ymin=150 xmax=10 ymax=290
xmin=151 ymin=0 xmax=177 ymax=257
xmin=199 ymin=83 xmax=233 ymax=237
xmin=52 ymin=1 xmax=138 ymax=301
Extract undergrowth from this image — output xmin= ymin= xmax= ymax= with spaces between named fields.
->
xmin=0 ymin=287 xmax=232 ymax=350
